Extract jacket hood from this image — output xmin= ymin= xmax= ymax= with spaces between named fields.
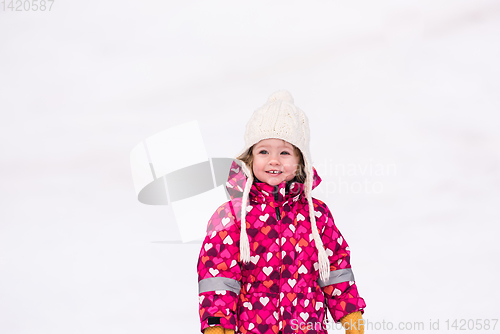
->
xmin=225 ymin=160 xmax=322 ymax=203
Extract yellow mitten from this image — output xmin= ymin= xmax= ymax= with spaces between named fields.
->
xmin=203 ymin=326 xmax=234 ymax=334
xmin=340 ymin=311 xmax=364 ymax=334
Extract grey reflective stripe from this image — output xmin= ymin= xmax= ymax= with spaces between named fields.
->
xmin=317 ymin=268 xmax=355 ymax=287
xmin=199 ymin=277 xmax=241 ymax=294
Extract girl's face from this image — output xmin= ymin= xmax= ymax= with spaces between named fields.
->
xmin=252 ymin=138 xmax=299 ymax=186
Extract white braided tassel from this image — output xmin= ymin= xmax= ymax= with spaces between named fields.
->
xmin=239 ymin=225 xmax=250 ymax=264
xmin=239 ymin=163 xmax=253 ymax=264
xmin=304 ymin=161 xmax=330 ymax=283
xmin=308 ymin=195 xmax=330 ymax=283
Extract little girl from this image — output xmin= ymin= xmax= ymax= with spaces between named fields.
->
xmin=197 ymin=90 xmax=366 ymax=334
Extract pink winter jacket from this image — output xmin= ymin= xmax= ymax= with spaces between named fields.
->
xmin=197 ymin=161 xmax=366 ymax=334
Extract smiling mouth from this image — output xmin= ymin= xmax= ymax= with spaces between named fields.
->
xmin=266 ymin=171 xmax=282 ymax=174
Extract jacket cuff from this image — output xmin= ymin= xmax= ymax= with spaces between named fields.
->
xmin=323 ymin=281 xmax=366 ymax=322
xmin=199 ymin=291 xmax=238 ymax=333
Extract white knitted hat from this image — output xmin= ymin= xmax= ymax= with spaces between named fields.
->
xmin=235 ymin=90 xmax=330 ymax=282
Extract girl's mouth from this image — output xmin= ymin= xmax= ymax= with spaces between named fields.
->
xmin=266 ymin=171 xmax=282 ymax=174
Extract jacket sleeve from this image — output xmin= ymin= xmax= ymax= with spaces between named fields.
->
xmin=315 ymin=200 xmax=367 ymax=322
xmin=197 ymin=200 xmax=241 ymax=333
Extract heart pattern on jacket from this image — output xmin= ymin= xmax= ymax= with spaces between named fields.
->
xmin=197 ymin=161 xmax=366 ymax=333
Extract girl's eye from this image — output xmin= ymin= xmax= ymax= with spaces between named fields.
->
xmin=281 ymin=151 xmax=291 ymax=155
xmin=259 ymin=150 xmax=268 ymax=154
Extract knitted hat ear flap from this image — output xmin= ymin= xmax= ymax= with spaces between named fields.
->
xmin=304 ymin=159 xmax=330 ymax=283
xmin=239 ymin=162 xmax=253 ymax=264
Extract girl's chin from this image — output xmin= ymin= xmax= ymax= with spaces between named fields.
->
xmin=266 ymin=179 xmax=282 ymax=186
xmin=262 ymin=176 xmax=286 ymax=186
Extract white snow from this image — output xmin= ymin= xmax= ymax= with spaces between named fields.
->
xmin=1 ymin=1 xmax=499 ymax=333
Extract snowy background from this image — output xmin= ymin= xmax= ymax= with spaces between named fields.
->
xmin=1 ymin=0 xmax=500 ymax=333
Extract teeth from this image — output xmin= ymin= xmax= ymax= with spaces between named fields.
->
xmin=267 ymin=171 xmax=280 ymax=174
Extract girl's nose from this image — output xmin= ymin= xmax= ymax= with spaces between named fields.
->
xmin=269 ymin=157 xmax=281 ymax=165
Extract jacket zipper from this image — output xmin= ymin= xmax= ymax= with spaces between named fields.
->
xmin=274 ymin=182 xmax=282 ymax=219
xmin=274 ymin=186 xmax=282 ymax=334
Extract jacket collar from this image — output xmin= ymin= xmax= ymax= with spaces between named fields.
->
xmin=225 ymin=160 xmax=322 ymax=204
